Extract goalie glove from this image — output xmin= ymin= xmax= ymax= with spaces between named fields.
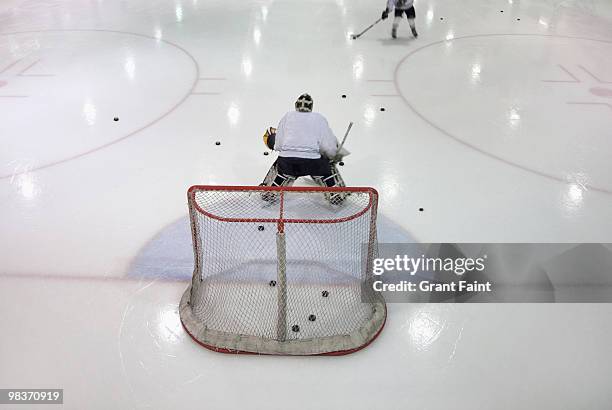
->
xmin=262 ymin=127 xmax=276 ymax=150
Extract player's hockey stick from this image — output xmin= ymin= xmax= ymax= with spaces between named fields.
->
xmin=350 ymin=18 xmax=383 ymax=39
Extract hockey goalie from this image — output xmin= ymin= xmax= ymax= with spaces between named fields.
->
xmin=260 ymin=93 xmax=350 ymax=205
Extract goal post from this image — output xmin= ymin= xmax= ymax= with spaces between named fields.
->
xmin=180 ymin=185 xmax=386 ymax=355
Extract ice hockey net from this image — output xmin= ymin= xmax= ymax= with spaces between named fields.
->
xmin=179 ymin=185 xmax=386 ymax=355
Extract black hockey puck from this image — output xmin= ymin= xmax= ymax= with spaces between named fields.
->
xmin=215 ymin=141 xmax=221 ymax=145
xmin=419 ymin=208 xmax=424 ymax=212
xmin=264 ymin=151 xmax=269 ymax=156
xmin=338 ymin=161 xmax=344 ymax=166
xmin=440 ymin=17 xmax=444 ymax=20
xmin=308 ymin=314 xmax=316 ymax=322
xmin=500 ymin=10 xmax=504 ymax=13
xmin=380 ymin=107 xmax=385 ymax=112
xmin=517 ymin=18 xmax=520 ymax=21
xmin=292 ymin=325 xmax=300 ymax=332
xmin=269 ymin=280 xmax=276 ymax=287
xmin=258 ymin=225 xmax=265 ymax=231
xmin=341 ymin=94 xmax=347 ymax=98
xmin=113 ymin=117 xmax=119 ymax=121
xmin=322 ymin=290 xmax=329 ymax=297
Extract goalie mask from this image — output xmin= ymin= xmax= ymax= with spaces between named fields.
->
xmin=295 ymin=93 xmax=313 ymax=112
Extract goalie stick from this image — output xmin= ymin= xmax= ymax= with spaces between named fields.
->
xmin=332 ymin=121 xmax=353 ymax=162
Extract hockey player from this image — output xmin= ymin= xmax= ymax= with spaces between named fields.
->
xmin=261 ymin=93 xmax=347 ymax=204
xmin=382 ymin=0 xmax=418 ymax=39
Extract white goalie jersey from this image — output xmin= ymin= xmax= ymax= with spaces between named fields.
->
xmin=274 ymin=111 xmax=339 ymax=159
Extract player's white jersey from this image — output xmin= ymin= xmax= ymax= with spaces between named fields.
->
xmin=387 ymin=0 xmax=414 ymax=10
xmin=274 ymin=111 xmax=339 ymax=159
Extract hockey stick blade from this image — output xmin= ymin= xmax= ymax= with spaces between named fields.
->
xmin=351 ymin=17 xmax=383 ymax=39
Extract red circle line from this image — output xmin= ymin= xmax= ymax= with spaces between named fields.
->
xmin=393 ymin=33 xmax=612 ymax=195
xmin=0 ymin=29 xmax=200 ymax=180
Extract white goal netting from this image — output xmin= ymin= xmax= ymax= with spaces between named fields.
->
xmin=179 ymin=185 xmax=386 ymax=355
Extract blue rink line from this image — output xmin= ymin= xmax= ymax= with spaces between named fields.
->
xmin=126 ymin=214 xmax=417 ymax=281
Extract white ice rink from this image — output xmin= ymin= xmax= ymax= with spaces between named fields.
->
xmin=1 ymin=0 xmax=612 ymax=408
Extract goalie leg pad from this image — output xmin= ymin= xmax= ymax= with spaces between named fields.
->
xmin=312 ymin=164 xmax=348 ymax=205
xmin=261 ymin=160 xmax=278 ymax=186
xmin=271 ymin=173 xmax=296 ymax=188
xmin=260 ymin=161 xmax=295 ymax=202
xmin=313 ymin=164 xmax=345 ymax=188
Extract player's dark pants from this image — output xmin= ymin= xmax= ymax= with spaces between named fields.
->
xmin=395 ymin=6 xmax=415 ymax=19
xmin=274 ymin=156 xmax=335 ymax=187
